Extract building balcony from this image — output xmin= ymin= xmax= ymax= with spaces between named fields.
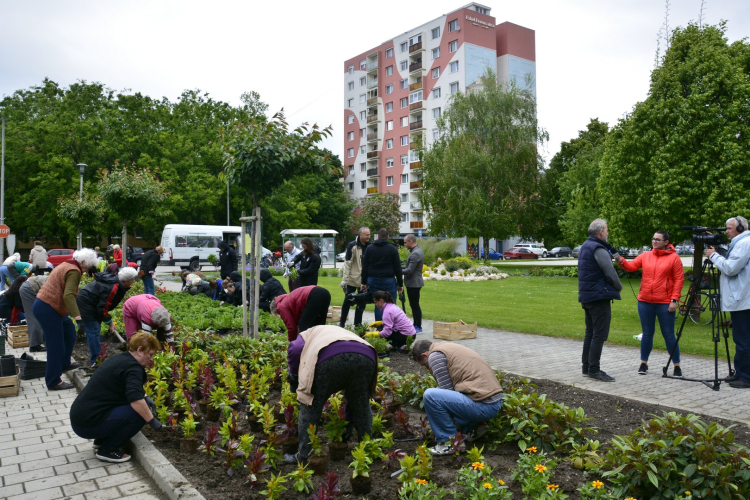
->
xmin=409 ymin=142 xmax=421 ymax=150
xmin=367 ymin=132 xmax=379 ymax=141
xmin=409 ymin=81 xmax=423 ymax=91
xmin=410 ymin=161 xmax=422 ymax=170
xmin=410 ymin=201 xmax=422 ymax=210
xmin=409 ymin=61 xmax=423 ymax=73
xmin=367 ymin=61 xmax=379 ymax=72
xmin=367 ymin=187 xmax=379 ymax=194
xmin=367 ymin=97 xmax=378 ymax=106
xmin=367 ymin=167 xmax=378 ymax=177
xmin=409 ymin=101 xmax=422 ymax=111
xmin=410 ymin=181 xmax=423 ymax=189
xmin=409 ymin=120 xmax=423 ymax=131
xmin=367 ymin=151 xmax=379 ymax=159
xmin=410 ymin=221 xmax=424 ymax=229
xmin=366 ymin=114 xmax=379 ymax=124
xmin=367 ymin=79 xmax=378 ymax=89
xmin=408 ymin=42 xmax=423 ymax=54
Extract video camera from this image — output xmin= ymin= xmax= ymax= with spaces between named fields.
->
xmin=682 ymin=226 xmax=728 ymax=247
xmin=345 ymin=291 xmax=373 ymax=308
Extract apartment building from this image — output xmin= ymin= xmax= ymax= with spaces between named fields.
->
xmin=343 ymin=3 xmax=536 ymax=237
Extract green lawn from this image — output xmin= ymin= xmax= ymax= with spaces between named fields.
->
xmin=315 ymin=275 xmax=730 ymax=359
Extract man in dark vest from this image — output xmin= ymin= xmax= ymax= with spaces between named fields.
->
xmin=578 ymin=218 xmax=623 ymax=382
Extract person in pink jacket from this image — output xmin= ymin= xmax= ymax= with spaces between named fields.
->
xmin=373 ymin=290 xmax=416 ymax=351
xmin=122 ymin=294 xmax=173 ymax=343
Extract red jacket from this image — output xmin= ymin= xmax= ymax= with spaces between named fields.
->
xmin=618 ymin=245 xmax=684 ymax=304
xmin=275 ymin=285 xmax=315 ymax=341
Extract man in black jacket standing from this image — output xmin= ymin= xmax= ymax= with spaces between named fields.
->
xmin=218 ymin=241 xmax=239 ymax=280
xmin=259 ymin=269 xmax=286 ymax=312
xmin=139 ymin=246 xmax=164 ymax=296
xmin=361 ymin=228 xmax=403 ymax=322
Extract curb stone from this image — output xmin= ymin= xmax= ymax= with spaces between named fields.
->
xmin=69 ymin=366 xmax=205 ymax=500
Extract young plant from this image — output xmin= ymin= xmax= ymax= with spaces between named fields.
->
xmin=414 ymin=416 xmax=432 ymax=441
xmin=577 ymin=480 xmax=618 ymax=500
xmin=383 ymin=448 xmax=405 ymax=471
xmin=243 ymin=446 xmax=270 ymax=488
xmin=180 ymin=413 xmax=197 ymax=439
xmin=567 ymin=438 xmax=604 ymax=471
xmin=395 ymin=409 xmax=413 ymax=435
xmin=456 ymin=461 xmax=512 ymax=500
xmin=312 ymin=471 xmax=341 ymax=500
xmin=398 ymin=479 xmax=448 ymax=500
xmin=260 ymin=472 xmax=287 ymax=500
xmin=281 ymin=403 xmax=298 ymax=439
xmin=262 ymin=432 xmax=283 ymax=469
xmin=324 ymin=396 xmax=348 ymax=442
xmin=509 ymin=448 xmax=560 ymax=498
xmin=209 ymin=386 xmax=228 ymax=410
xmin=307 ymin=425 xmax=326 ymax=457
xmin=467 ymin=445 xmax=485 ymax=463
xmin=198 ymin=425 xmax=220 ymax=455
xmin=217 ymin=439 xmax=245 ymax=476
xmin=415 ymin=443 xmax=433 ymax=480
xmin=156 ymin=405 xmax=171 ymax=425
xmin=96 ymin=343 xmax=110 ymax=365
xmin=371 ymin=413 xmax=385 ymax=436
xmin=288 ymin=462 xmax=314 ymax=493
xmin=450 ymin=432 xmax=467 ymax=464
xmin=238 ymin=433 xmax=255 ymax=458
xmin=219 ymin=412 xmax=240 ymax=446
xmin=198 ymin=365 xmax=215 ymax=400
xmin=397 ymin=454 xmax=418 ymax=484
xmin=349 ymin=441 xmax=372 ymax=478
xmin=258 ymin=403 xmax=277 ymax=436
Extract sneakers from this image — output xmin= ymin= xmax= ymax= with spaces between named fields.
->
xmin=49 ymin=382 xmax=75 ymax=391
xmin=638 ymin=363 xmax=648 ymax=375
xmin=92 ymin=439 xmax=103 ymax=450
xmin=414 ymin=327 xmax=423 ymax=333
xmin=283 ymin=452 xmax=303 ymax=464
xmin=588 ymin=371 xmax=615 ymax=382
xmin=95 ymin=449 xmax=131 ymax=463
xmin=673 ymin=366 xmax=683 ymax=378
xmin=465 ymin=424 xmax=490 ymax=443
xmin=582 ymin=367 xmax=589 ymax=377
xmin=728 ymin=379 xmax=750 ymax=389
xmin=429 ymin=443 xmax=453 ymax=456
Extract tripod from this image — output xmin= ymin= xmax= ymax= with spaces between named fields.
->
xmin=663 ymin=257 xmax=735 ymax=390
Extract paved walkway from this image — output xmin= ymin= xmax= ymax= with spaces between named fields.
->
xmin=0 ymin=342 xmax=163 ymax=499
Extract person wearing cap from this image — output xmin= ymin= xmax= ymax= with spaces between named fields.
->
xmin=217 ymin=241 xmax=238 ymax=280
xmin=122 ymin=294 xmax=173 ymax=344
xmin=77 ymin=267 xmax=138 ymax=366
xmin=0 ymin=259 xmax=35 ymax=291
xmin=138 ymin=246 xmax=164 ymax=296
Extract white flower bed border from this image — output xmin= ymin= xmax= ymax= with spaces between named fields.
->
xmin=423 ymin=264 xmax=509 ymax=281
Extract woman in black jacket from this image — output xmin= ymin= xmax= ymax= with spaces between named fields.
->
xmin=0 ymin=276 xmax=27 ymax=323
xmin=259 ymin=269 xmax=286 ymax=312
xmin=291 ymin=238 xmax=321 ymax=287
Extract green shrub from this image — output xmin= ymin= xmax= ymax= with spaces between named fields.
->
xmin=601 ymin=412 xmax=750 ymax=499
xmin=440 ymin=269 xmax=446 ymax=276
xmin=394 ymin=371 xmax=437 ymax=408
xmin=444 ymin=257 xmax=473 ymax=272
xmin=420 ymin=238 xmax=460 ymax=266
xmin=526 ymin=266 xmax=578 ymax=277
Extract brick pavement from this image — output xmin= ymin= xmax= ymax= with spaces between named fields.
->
xmin=0 ymin=341 xmax=163 ymax=500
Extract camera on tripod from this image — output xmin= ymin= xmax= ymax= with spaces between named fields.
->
xmin=345 ymin=291 xmax=373 ymax=308
xmin=683 ymin=226 xmax=728 ymax=247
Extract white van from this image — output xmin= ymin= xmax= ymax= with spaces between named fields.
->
xmin=160 ymin=224 xmax=271 ymax=271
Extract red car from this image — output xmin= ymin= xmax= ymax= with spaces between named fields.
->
xmin=503 ymin=247 xmax=539 ymax=260
xmin=47 ymin=249 xmax=75 ymax=267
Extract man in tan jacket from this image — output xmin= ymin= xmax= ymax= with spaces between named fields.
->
xmin=412 ymin=339 xmax=504 ymax=455
xmin=339 ymin=227 xmax=370 ymax=327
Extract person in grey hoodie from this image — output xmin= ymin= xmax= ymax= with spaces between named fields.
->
xmin=19 ymin=275 xmax=48 ymax=352
xmin=402 ymin=234 xmax=425 ymax=332
xmin=29 ymin=241 xmax=48 ymax=276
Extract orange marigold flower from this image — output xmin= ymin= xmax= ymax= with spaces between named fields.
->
xmin=498 ymin=479 xmax=505 ymax=485
xmin=415 ymin=479 xmax=428 ymax=485
xmin=471 ymin=462 xmax=485 ymax=470
xmin=592 ymin=480 xmax=604 ymax=489
xmin=625 ymin=498 xmax=637 ymax=500
xmin=534 ymin=464 xmax=547 ymax=473
xmin=483 ymin=483 xmax=493 ymax=489
xmin=526 ymin=446 xmax=538 ymax=453
xmin=547 ymin=484 xmax=559 ymax=491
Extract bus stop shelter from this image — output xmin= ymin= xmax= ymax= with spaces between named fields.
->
xmin=280 ymin=229 xmax=339 ymax=267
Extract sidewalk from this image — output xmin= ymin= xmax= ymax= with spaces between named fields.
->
xmin=0 ymin=342 xmax=163 ymax=499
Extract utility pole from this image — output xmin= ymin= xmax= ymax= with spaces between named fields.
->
xmin=0 ymin=116 xmax=5 ymax=262
xmin=76 ymin=163 xmax=87 ymax=250
xmin=226 ymin=177 xmax=230 ymax=225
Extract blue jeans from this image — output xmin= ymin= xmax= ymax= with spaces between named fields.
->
xmin=0 ymin=266 xmax=13 ymax=291
xmin=638 ymin=301 xmax=680 ymax=363
xmin=142 ymin=274 xmax=155 ymax=295
xmin=33 ymin=299 xmax=76 ymax=388
xmin=730 ymin=309 xmax=750 ymax=383
xmin=71 ymin=404 xmax=146 ymax=454
xmin=367 ymin=276 xmax=397 ymax=322
xmin=422 ymin=388 xmax=503 ymax=443
xmin=83 ymin=320 xmax=103 ymax=366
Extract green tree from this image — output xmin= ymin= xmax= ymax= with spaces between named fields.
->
xmin=56 ymin=190 xmax=105 ymax=244
xmin=599 ymin=22 xmax=750 ymax=246
xmin=351 ymin=192 xmax=401 ymax=236
xmin=419 ymin=69 xmax=547 ymax=258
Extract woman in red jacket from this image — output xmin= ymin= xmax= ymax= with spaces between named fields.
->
xmin=616 ymin=231 xmax=684 ymax=376
xmin=271 ymin=285 xmax=331 ymax=341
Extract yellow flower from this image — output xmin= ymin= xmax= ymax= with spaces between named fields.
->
xmin=483 ymin=483 xmax=492 ymax=489
xmin=592 ymin=480 xmax=604 ymax=489
xmin=534 ymin=464 xmax=547 ymax=473
xmin=526 ymin=446 xmax=538 ymax=453
xmin=498 ymin=479 xmax=505 ymax=485
xmin=547 ymin=484 xmax=559 ymax=491
xmin=471 ymin=462 xmax=485 ymax=470
xmin=625 ymin=498 xmax=637 ymax=500
xmin=415 ymin=479 xmax=428 ymax=485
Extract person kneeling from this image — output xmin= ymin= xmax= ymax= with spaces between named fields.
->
xmin=411 ymin=339 xmax=504 ymax=455
xmin=69 ymin=332 xmax=163 ymax=463
xmin=372 ymin=290 xmax=415 ymax=352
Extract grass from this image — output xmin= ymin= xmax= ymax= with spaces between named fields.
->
xmin=316 ymin=275 xmax=731 ymax=360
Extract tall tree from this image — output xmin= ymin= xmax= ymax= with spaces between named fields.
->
xmin=350 ymin=192 xmax=402 ymax=236
xmin=599 ymin=22 xmax=750 ymax=245
xmin=419 ymin=69 xmax=547 ymax=258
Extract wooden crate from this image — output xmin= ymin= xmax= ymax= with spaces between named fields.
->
xmin=327 ymin=306 xmax=342 ymax=324
xmin=7 ymin=325 xmax=29 ymax=349
xmin=433 ymin=320 xmax=477 ymax=340
xmin=0 ymin=365 xmax=20 ymax=398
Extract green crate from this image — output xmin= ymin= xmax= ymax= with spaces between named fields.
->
xmin=0 ymin=334 xmax=5 ymax=356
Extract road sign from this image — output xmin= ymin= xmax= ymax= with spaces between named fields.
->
xmin=0 ymin=225 xmax=9 ymax=238
xmin=418 ymin=229 xmax=423 ymax=237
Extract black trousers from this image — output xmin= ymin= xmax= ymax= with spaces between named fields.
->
xmin=406 ymin=286 xmax=422 ymax=328
xmin=298 ymin=287 xmax=331 ymax=334
xmin=339 ymin=285 xmax=365 ymax=327
xmin=581 ymin=299 xmax=612 ymax=374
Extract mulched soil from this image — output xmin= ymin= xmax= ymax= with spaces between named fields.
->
xmin=140 ymin=352 xmax=750 ymax=499
xmin=72 ymin=333 xmax=126 ymax=371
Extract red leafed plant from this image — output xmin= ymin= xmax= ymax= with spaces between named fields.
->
xmin=312 ymin=471 xmax=342 ymax=500
xmin=243 ymin=447 xmax=271 ymax=488
xmin=450 ymin=432 xmax=467 ymax=464
xmin=96 ymin=343 xmax=110 ymax=366
xmin=198 ymin=425 xmax=219 ymax=455
xmin=382 ymin=448 xmax=405 ymax=470
xmin=198 ymin=366 xmax=215 ymax=400
xmin=394 ymin=409 xmax=412 ymax=435
xmin=281 ymin=403 xmax=298 ymax=439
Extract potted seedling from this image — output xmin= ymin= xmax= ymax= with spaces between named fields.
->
xmin=207 ymin=386 xmax=227 ymax=421
xmin=307 ymin=424 xmax=328 ymax=475
xmin=197 ymin=366 xmax=215 ymax=415
xmin=349 ymin=441 xmax=372 ymax=495
xmin=288 ymin=462 xmax=314 ymax=494
xmin=312 ymin=471 xmax=341 ymax=499
xmin=394 ymin=409 xmax=413 ymax=438
xmin=198 ymin=425 xmax=219 ymax=456
xmin=242 ymin=446 xmax=270 ymax=489
xmin=260 ymin=472 xmax=287 ymax=500
xmin=324 ymin=397 xmax=349 ymax=461
xmin=280 ymin=403 xmax=299 ymax=455
xmin=179 ymin=413 xmax=199 ymax=454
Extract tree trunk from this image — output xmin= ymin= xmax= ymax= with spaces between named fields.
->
xmin=122 ymin=221 xmax=128 ymax=268
xmin=483 ymin=237 xmax=490 ymax=263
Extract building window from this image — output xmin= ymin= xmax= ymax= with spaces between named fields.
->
xmin=387 ymin=176 xmax=394 ymax=186
xmin=348 ymin=182 xmax=354 ymax=190
xmin=401 ymin=174 xmax=408 ymax=184
xmin=360 ymin=59 xmax=366 ymax=69
xmin=348 ymin=131 xmax=354 ymax=141
xmin=360 ymin=145 xmax=366 ymax=154
xmin=448 ymin=19 xmax=459 ymax=32
xmin=386 ymin=139 xmax=393 ymax=149
xmin=386 ymin=120 xmax=393 ymax=131
xmin=387 ymin=157 xmax=394 ymax=167
xmin=348 ymin=65 xmax=354 ymax=74
xmin=400 ymin=155 xmax=408 ymax=165
xmin=349 ymin=165 xmax=355 ymax=174
xmin=360 ymin=93 xmax=366 ymax=103
xmin=400 ymin=79 xmax=407 ymax=89
xmin=450 ymin=61 xmax=459 ymax=73
xmin=348 ymin=81 xmax=354 ymax=90
xmin=348 ymin=115 xmax=355 ymax=124
xmin=386 ymin=65 xmax=393 ymax=77
xmin=450 ymin=82 xmax=459 ymax=94
xmin=348 ymin=98 xmax=353 ymax=108
xmin=432 ymin=47 xmax=440 ymax=59
xmin=386 ymin=47 xmax=393 ymax=58
xmin=432 ymin=67 xmax=440 ymax=79
xmin=409 ymin=91 xmax=422 ymax=104
xmin=475 ymin=6 xmax=487 ymax=14
xmin=386 ymin=84 xmax=393 ymax=95
xmin=386 ymin=102 xmax=393 ymax=112
xmin=433 ymin=107 xmax=441 ymax=118
xmin=401 ymin=116 xmax=409 ymax=127
xmin=401 ymin=193 xmax=408 ymax=203
xmin=360 ymin=76 xmax=366 ymax=86
xmin=401 ymin=135 xmax=409 ymax=146
xmin=401 ymin=212 xmax=409 ymax=222
xmin=360 ymin=110 xmax=366 ymax=120
xmin=400 ymin=97 xmax=408 ymax=108
xmin=348 ymin=148 xmax=354 ymax=158
xmin=400 ymin=60 xmax=408 ymax=71
xmin=400 ymin=41 xmax=407 ymax=52
xmin=432 ymin=87 xmax=441 ymax=98
xmin=432 ymin=128 xmax=440 ymax=140
xmin=360 ymin=180 xmax=366 ymax=189
xmin=432 ymin=27 xmax=440 ymax=39
xmin=360 ymin=128 xmax=365 ymax=137
xmin=360 ymin=163 xmax=366 ymax=172
xmin=449 ymin=40 xmax=458 ymax=53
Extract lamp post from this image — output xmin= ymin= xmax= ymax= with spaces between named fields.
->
xmin=76 ymin=163 xmax=87 ymax=250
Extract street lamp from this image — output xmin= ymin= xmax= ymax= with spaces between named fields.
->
xmin=76 ymin=163 xmax=87 ymax=250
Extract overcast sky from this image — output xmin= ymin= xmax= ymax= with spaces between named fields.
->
xmin=1 ymin=0 xmax=748 ymax=165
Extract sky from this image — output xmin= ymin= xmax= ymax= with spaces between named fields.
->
xmin=1 ymin=0 xmax=749 ymax=165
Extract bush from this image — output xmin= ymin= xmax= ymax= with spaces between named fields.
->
xmin=444 ymin=256 xmax=473 ymax=272
xmin=601 ymin=412 xmax=750 ymax=499
xmin=526 ymin=266 xmax=578 ymax=277
xmin=419 ymin=238 xmax=460 ymax=266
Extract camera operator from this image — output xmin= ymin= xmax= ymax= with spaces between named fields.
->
xmin=704 ymin=216 xmax=750 ymax=389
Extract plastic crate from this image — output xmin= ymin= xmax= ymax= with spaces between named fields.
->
xmin=16 ymin=353 xmax=46 ymax=381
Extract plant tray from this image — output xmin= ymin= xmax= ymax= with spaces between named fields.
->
xmin=0 ymin=365 xmax=20 ymax=398
xmin=433 ymin=320 xmax=477 ymax=340
xmin=16 ymin=354 xmax=46 ymax=381
xmin=6 ymin=325 xmax=29 ymax=348
xmin=327 ymin=306 xmax=342 ymax=323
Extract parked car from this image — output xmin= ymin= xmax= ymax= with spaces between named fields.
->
xmin=336 ymin=251 xmax=346 ymax=262
xmin=47 ymin=249 xmax=75 ymax=267
xmin=480 ymin=248 xmax=504 ymax=260
xmin=128 ymin=246 xmax=145 ymax=266
xmin=503 ymin=247 xmax=539 ymax=260
xmin=572 ymin=245 xmax=582 ymax=258
xmin=513 ymin=243 xmax=548 ymax=258
xmin=549 ymin=247 xmax=573 ymax=258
